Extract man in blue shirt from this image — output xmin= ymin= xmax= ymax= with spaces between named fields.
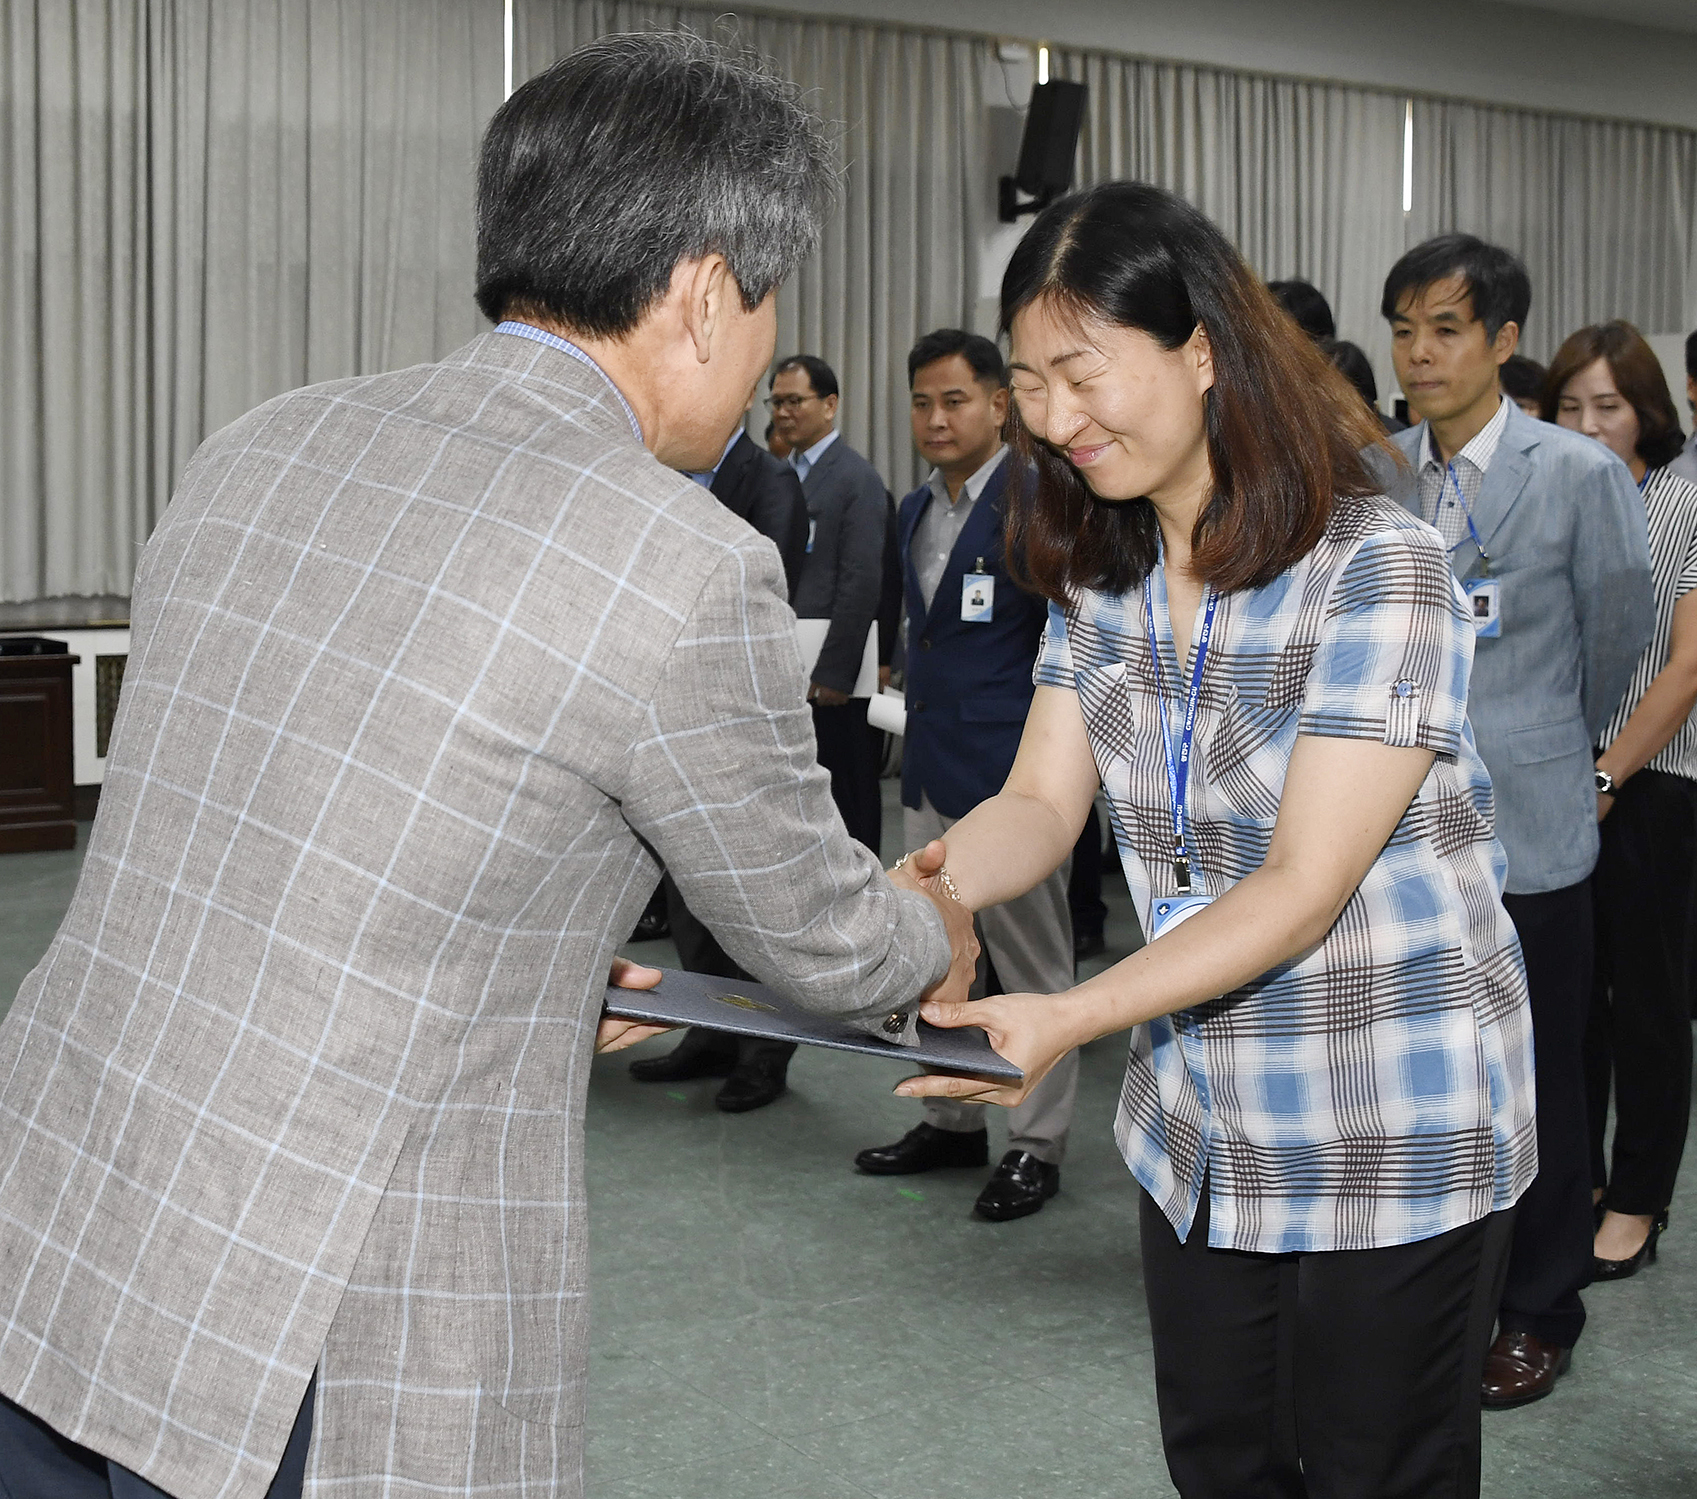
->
xmin=1380 ymin=235 xmax=1654 ymax=1408
xmin=853 ymin=330 xmax=1078 ymax=1221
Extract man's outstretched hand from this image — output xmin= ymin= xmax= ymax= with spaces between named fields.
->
xmin=594 ymin=956 xmax=675 ymax=1054
xmin=888 ymin=839 xmax=979 ymax=1009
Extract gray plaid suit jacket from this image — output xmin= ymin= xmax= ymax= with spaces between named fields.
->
xmin=0 ymin=330 xmax=949 ymax=1499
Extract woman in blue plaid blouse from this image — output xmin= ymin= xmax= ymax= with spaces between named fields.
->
xmin=890 ymin=183 xmax=1535 ymax=1496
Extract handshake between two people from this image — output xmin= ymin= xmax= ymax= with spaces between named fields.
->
xmin=594 ymin=839 xmax=1084 ymax=1112
xmin=885 ymin=839 xmax=1074 ymax=1113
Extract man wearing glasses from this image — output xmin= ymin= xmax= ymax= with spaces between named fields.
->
xmin=768 ymin=355 xmax=891 ymax=857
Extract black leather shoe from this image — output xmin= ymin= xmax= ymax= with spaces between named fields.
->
xmin=854 ymin=1123 xmax=988 ymax=1175
xmin=715 ymin=1056 xmax=789 ymax=1113
xmin=1074 ymin=927 xmax=1106 ymax=960
xmin=1593 ymin=1210 xmax=1668 ymax=1281
xmin=973 ymin=1150 xmax=1061 ymax=1221
xmin=628 ymin=1035 xmax=736 ymax=1083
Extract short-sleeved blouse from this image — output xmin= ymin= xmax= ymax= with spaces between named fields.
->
xmin=1035 ymin=495 xmax=1536 ymax=1253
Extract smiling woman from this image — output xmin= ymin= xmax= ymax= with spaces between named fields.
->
xmin=890 ymin=180 xmax=1538 ymax=1499
xmin=1000 ymin=183 xmax=1387 ymax=604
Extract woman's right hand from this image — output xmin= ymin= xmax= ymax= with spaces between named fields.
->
xmin=892 ymin=990 xmax=1092 ymax=1109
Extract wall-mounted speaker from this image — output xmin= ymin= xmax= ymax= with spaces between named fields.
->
xmin=999 ymin=80 xmax=1087 ymax=223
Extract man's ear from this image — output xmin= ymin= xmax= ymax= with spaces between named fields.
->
xmin=822 ymin=392 xmax=839 ymax=423
xmin=991 ymin=385 xmax=1010 ymax=429
xmin=1492 ymin=320 xmax=1521 ymax=364
xmin=682 ymin=255 xmax=734 ymax=365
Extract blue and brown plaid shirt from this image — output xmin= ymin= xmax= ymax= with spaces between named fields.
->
xmin=1036 ymin=494 xmax=1536 ymax=1253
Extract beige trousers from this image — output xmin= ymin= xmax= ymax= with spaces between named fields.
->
xmin=903 ymin=794 xmax=1080 ymax=1163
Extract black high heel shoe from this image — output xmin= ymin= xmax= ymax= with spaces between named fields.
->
xmin=1592 ymin=1210 xmax=1668 ymax=1281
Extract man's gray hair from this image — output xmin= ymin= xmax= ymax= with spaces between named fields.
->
xmin=475 ymin=31 xmax=837 ymax=337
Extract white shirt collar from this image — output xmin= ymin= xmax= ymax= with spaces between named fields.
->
xmin=1418 ymin=393 xmax=1511 ymax=475
xmin=926 ymin=444 xmax=1008 ymax=507
xmin=793 ymin=429 xmax=839 ymax=471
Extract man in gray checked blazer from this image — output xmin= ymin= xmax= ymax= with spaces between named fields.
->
xmin=0 ymin=35 xmax=974 ymax=1499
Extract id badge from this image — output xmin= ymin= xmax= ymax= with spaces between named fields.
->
xmin=1148 ymin=892 xmax=1214 ymax=941
xmin=961 ymin=572 xmax=994 ymax=623
xmin=1464 ymin=576 xmax=1501 ymax=638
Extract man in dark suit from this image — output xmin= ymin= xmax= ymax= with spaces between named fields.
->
xmin=853 ymin=330 xmax=1078 ymax=1221
xmin=770 ymin=354 xmax=890 ymax=853
xmin=627 ymin=418 xmax=813 ymax=1111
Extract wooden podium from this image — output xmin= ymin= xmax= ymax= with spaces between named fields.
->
xmin=0 ymin=638 xmax=80 ymax=853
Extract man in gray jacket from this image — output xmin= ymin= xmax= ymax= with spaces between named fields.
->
xmin=1379 ymin=234 xmax=1654 ymax=1411
xmin=0 ymin=34 xmax=974 ymax=1499
xmin=769 ymin=354 xmax=891 ymax=854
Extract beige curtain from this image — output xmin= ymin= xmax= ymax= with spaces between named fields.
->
xmin=0 ymin=0 xmax=502 ymax=603
xmin=517 ymin=1 xmax=993 ymax=499
xmin=1408 ymin=97 xmax=1697 ymax=361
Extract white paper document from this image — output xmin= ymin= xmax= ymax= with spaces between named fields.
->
xmin=795 ymin=619 xmax=879 ymax=699
xmin=865 ymin=689 xmax=907 ymax=736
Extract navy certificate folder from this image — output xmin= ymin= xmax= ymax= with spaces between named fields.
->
xmin=603 ymin=967 xmax=1023 ymax=1081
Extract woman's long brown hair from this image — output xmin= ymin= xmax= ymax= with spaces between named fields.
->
xmin=1000 ymin=182 xmax=1395 ymax=604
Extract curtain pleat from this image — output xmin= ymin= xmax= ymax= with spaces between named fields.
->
xmin=1408 ymin=98 xmax=1697 ymax=360
xmin=0 ymin=0 xmax=502 ymax=603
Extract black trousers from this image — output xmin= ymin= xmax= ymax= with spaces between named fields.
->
xmin=1586 ymin=769 xmax=1696 ymax=1215
xmin=1499 ymin=880 xmax=1595 ymax=1347
xmin=661 ymin=873 xmax=796 ymax=1072
xmin=1140 ymin=1186 xmax=1513 ymax=1499
xmin=0 ymin=1378 xmax=313 ymax=1499
xmin=811 ymin=699 xmax=883 ymax=856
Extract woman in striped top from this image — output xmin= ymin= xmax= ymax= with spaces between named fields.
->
xmin=1545 ymin=321 xmax=1697 ymax=1280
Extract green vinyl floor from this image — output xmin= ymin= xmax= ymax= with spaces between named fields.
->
xmin=3 ymin=786 xmax=1693 ymax=1497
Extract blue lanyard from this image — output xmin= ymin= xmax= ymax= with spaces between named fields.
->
xmin=1143 ymin=578 xmax=1219 ymax=894
xmin=1442 ymin=462 xmax=1493 ymax=575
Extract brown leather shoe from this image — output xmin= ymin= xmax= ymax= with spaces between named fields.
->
xmin=1481 ymin=1331 xmax=1572 ymax=1409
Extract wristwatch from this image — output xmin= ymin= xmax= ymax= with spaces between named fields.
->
xmin=1595 ymin=768 xmax=1616 ymax=795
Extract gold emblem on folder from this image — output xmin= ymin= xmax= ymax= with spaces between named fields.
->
xmin=715 ymin=992 xmax=777 ymax=1014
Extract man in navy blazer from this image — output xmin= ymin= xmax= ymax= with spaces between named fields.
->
xmin=853 ymin=330 xmax=1078 ymax=1222
xmin=1378 ymin=236 xmax=1654 ymax=1410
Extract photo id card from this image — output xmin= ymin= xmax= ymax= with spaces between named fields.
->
xmin=961 ymin=572 xmax=994 ymax=623
xmin=1464 ymin=576 xmax=1501 ymax=638
xmin=1148 ymin=892 xmax=1214 ymax=941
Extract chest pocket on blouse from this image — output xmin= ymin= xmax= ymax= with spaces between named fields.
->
xmin=1205 ymin=677 xmax=1305 ymax=827
xmin=1076 ymin=660 xmax=1138 ymax=780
